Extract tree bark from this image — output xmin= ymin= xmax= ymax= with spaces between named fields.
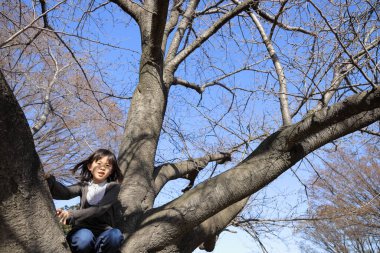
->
xmin=178 ymin=198 xmax=249 ymax=252
xmin=2 ymin=1 xmax=379 ymax=253
xmin=0 ymin=70 xmax=69 ymax=252
xmin=120 ymin=87 xmax=380 ymax=252
xmin=117 ymin=0 xmax=170 ymax=233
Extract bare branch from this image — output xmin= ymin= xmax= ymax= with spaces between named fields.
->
xmin=308 ymin=0 xmax=377 ymax=88
xmin=165 ymin=0 xmax=200 ymax=63
xmin=110 ymin=0 xmax=143 ymax=23
xmin=0 ymin=1 xmax=66 ymax=49
xmin=360 ymin=128 xmax=380 ymax=137
xmin=26 ymin=26 xmax=139 ymax=52
xmin=166 ymin=0 xmax=257 ymax=72
xmin=252 ymin=3 xmax=317 ymax=37
xmin=315 ymin=38 xmax=380 ymax=110
xmin=31 ymin=48 xmax=71 ymax=135
xmin=161 ymin=0 xmax=184 ymax=53
xmin=124 ymin=87 xmax=380 ymax=251
xmin=268 ymin=0 xmax=289 ymax=40
xmin=76 ymin=1 xmax=111 ymax=30
xmin=34 ymin=3 xmax=114 ymax=122
xmin=346 ymin=6 xmax=380 ymax=75
xmin=233 ymin=212 xmax=380 ymax=226
xmin=172 ymin=77 xmax=203 ymax=93
xmin=195 ymin=1 xmax=232 ymax=16
xmin=294 ymin=37 xmax=380 ymax=118
xmin=243 ymin=5 xmax=291 ymax=126
xmin=173 ymin=63 xmax=257 ymax=94
xmin=80 ymin=87 xmax=132 ymax=101
xmin=321 ymin=66 xmax=354 ymax=108
xmin=153 ymin=152 xmax=232 ymax=194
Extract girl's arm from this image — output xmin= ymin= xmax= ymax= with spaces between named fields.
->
xmin=68 ymin=183 xmax=120 ymax=222
xmin=46 ymin=174 xmax=82 ymax=200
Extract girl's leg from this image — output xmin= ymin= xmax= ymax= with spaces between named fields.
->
xmin=67 ymin=228 xmax=95 ymax=253
xmin=94 ymin=228 xmax=123 ymax=253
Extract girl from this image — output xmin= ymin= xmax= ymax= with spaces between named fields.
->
xmin=46 ymin=149 xmax=124 ymax=253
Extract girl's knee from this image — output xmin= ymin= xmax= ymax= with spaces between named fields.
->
xmin=69 ymin=229 xmax=95 ymax=252
xmin=107 ymin=228 xmax=123 ymax=243
xmin=96 ymin=228 xmax=123 ymax=251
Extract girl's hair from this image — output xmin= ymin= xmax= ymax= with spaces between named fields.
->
xmin=71 ymin=149 xmax=123 ymax=183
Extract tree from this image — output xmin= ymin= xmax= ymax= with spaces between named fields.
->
xmin=298 ymin=144 xmax=380 ymax=253
xmin=0 ymin=0 xmax=125 ymax=179
xmin=0 ymin=0 xmax=379 ymax=252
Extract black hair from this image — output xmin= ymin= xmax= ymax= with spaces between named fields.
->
xmin=71 ymin=149 xmax=123 ymax=183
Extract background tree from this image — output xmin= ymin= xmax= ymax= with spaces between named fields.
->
xmin=297 ymin=144 xmax=380 ymax=253
xmin=0 ymin=0 xmax=379 ymax=252
xmin=0 ymin=0 xmax=125 ymax=179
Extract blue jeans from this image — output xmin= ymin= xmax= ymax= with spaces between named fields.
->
xmin=68 ymin=228 xmax=123 ymax=253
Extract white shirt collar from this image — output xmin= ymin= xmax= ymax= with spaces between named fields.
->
xmin=89 ymin=180 xmax=107 ymax=187
xmin=87 ymin=180 xmax=108 ymax=205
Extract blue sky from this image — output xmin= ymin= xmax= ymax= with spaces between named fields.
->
xmin=46 ymin=2 xmax=329 ymax=252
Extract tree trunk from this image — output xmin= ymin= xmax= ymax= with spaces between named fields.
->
xmin=117 ymin=0 xmax=170 ymax=234
xmin=0 ymin=70 xmax=70 ymax=252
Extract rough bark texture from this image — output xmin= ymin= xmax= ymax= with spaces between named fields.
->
xmin=178 ymin=198 xmax=249 ymax=253
xmin=120 ymin=87 xmax=380 ymax=252
xmin=1 ymin=1 xmax=379 ymax=253
xmin=116 ymin=0 xmax=170 ymax=235
xmin=0 ymin=70 xmax=69 ymax=253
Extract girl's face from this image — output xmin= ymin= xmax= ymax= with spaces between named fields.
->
xmin=88 ymin=156 xmax=113 ymax=184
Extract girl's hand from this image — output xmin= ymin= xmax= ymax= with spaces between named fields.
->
xmin=56 ymin=208 xmax=70 ymax=225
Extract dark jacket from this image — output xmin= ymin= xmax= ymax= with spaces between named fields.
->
xmin=47 ymin=176 xmax=121 ymax=235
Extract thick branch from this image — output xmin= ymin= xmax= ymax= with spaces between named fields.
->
xmin=139 ymin=1 xmax=170 ymax=63
xmin=153 ymin=152 xmax=231 ymax=194
xmin=285 ymin=87 xmax=380 ymax=150
xmin=161 ymin=0 xmax=183 ymax=53
xmin=121 ymin=86 xmax=380 ymax=252
xmin=110 ymin=0 xmax=143 ymax=23
xmin=172 ymin=77 xmax=203 ymax=93
xmin=178 ymin=198 xmax=249 ymax=252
